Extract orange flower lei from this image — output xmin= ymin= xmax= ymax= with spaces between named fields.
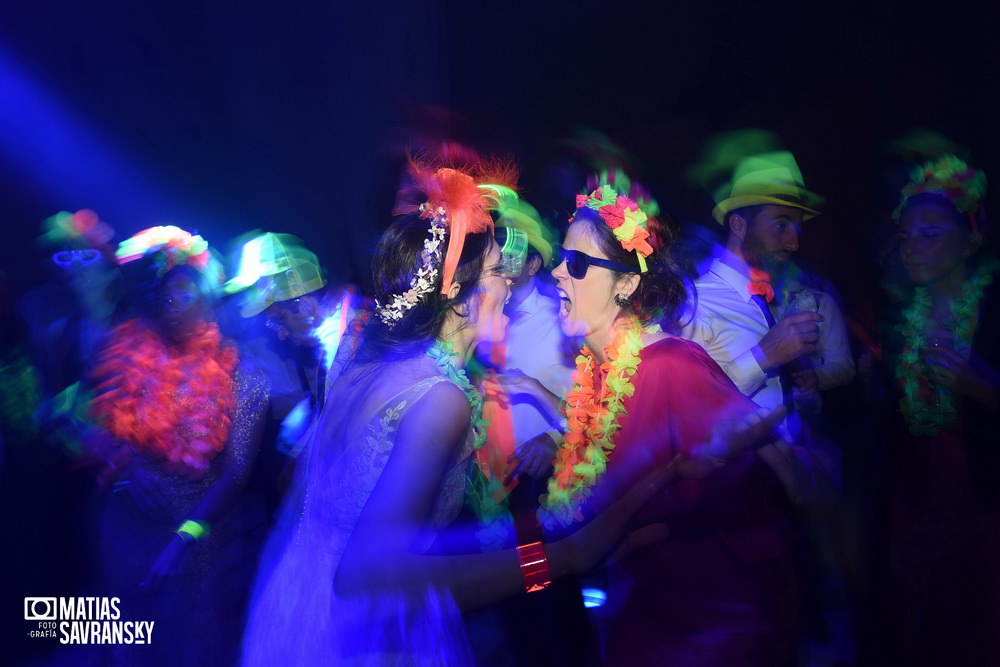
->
xmin=90 ymin=319 xmax=239 ymax=478
xmin=541 ymin=320 xmax=652 ymax=528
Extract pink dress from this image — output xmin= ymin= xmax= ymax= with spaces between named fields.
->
xmin=584 ymin=337 xmax=798 ymax=666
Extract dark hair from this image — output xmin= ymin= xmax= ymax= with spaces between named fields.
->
xmin=724 ymin=204 xmax=769 ymax=231
xmin=355 ymin=211 xmax=493 ymax=362
xmin=117 ymin=259 xmax=218 ymax=323
xmin=575 ymin=207 xmax=688 ymax=331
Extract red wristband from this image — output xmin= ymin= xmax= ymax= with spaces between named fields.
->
xmin=516 ymin=541 xmax=551 ymax=593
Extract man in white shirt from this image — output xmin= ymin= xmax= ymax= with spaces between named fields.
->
xmin=681 ymin=152 xmax=831 ymax=413
xmin=505 ymin=269 xmax=574 ymax=443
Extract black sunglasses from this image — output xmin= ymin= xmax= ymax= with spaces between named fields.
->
xmin=560 ymin=249 xmax=634 ymax=279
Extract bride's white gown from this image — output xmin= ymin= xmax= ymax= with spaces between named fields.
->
xmin=242 ymin=373 xmax=475 ymax=665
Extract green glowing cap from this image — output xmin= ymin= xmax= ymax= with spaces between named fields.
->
xmin=225 ymin=233 xmax=326 ymax=317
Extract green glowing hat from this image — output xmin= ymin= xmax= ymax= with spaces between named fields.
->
xmin=711 ymin=151 xmax=823 ymax=224
xmin=495 ymin=196 xmax=555 ymax=266
xmin=225 ymin=232 xmax=326 ymax=317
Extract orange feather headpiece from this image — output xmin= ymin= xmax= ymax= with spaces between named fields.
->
xmin=379 ymin=157 xmax=517 ymax=325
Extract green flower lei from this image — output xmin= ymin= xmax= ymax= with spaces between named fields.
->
xmin=425 ymin=340 xmax=487 ymax=450
xmin=896 ymin=258 xmax=999 ymax=435
xmin=426 ymin=340 xmax=512 ymax=548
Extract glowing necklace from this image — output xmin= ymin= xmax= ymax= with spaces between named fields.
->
xmin=427 ymin=340 xmax=511 ymax=546
xmin=91 ymin=319 xmax=239 ymax=478
xmin=541 ymin=319 xmax=652 ymax=528
xmin=896 ymin=258 xmax=998 ymax=435
xmin=426 ymin=340 xmax=487 ymax=450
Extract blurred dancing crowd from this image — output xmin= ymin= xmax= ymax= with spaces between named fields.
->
xmin=3 ymin=130 xmax=998 ymax=666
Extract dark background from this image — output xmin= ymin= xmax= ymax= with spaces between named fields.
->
xmin=2 ymin=2 xmax=998 ymax=663
xmin=2 ymin=0 xmax=997 ymax=317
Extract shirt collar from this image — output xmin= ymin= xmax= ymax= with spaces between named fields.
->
xmin=707 ymin=252 xmax=755 ymax=302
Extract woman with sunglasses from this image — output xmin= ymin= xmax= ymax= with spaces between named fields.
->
xmin=507 ymin=175 xmax=799 ymax=665
xmin=241 ymin=161 xmax=687 ymax=666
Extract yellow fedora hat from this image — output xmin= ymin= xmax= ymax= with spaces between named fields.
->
xmin=712 ymin=152 xmax=823 ymax=224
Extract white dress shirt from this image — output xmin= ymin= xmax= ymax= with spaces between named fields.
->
xmin=681 ymin=254 xmax=784 ymax=412
xmin=505 ymin=282 xmax=574 ymax=444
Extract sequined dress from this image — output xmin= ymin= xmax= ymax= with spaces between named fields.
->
xmin=92 ymin=364 xmax=268 ymax=666
xmin=242 ymin=373 xmax=476 ymax=666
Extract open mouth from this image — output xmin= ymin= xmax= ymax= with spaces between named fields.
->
xmin=557 ymin=288 xmax=572 ymax=318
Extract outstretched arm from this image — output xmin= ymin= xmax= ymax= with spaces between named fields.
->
xmin=334 ymin=380 xmax=675 ymax=610
xmin=496 ymin=369 xmax=564 ymax=425
xmin=141 ymin=368 xmax=268 ymax=591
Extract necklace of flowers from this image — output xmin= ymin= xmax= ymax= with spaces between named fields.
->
xmin=425 ymin=340 xmax=487 ymax=450
xmin=427 ymin=340 xmax=514 ymax=543
xmin=747 ymin=267 xmax=775 ymax=302
xmin=896 ymin=258 xmax=998 ymax=435
xmin=90 ymin=318 xmax=239 ymax=478
xmin=540 ymin=318 xmax=656 ymax=528
xmin=894 ymin=155 xmax=987 ymax=221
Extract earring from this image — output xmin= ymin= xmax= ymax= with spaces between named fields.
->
xmin=614 ymin=293 xmax=630 ymax=308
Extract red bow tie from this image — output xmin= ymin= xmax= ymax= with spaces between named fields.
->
xmin=747 ymin=268 xmax=774 ymax=303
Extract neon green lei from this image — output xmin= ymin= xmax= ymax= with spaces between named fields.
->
xmin=896 ymin=258 xmax=998 ymax=435
xmin=426 ymin=340 xmax=512 ymax=548
xmin=540 ymin=319 xmax=657 ymax=528
xmin=425 ymin=340 xmax=487 ymax=450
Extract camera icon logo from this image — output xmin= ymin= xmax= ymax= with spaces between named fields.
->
xmin=24 ymin=598 xmax=58 ymax=621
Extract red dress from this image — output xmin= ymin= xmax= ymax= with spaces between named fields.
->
xmin=584 ymin=337 xmax=798 ymax=666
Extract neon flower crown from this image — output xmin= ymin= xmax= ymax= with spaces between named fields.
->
xmin=895 ymin=155 xmax=987 ymax=226
xmin=574 ymin=182 xmax=655 ymax=273
xmin=40 ymin=209 xmax=115 ymax=250
xmin=375 ymin=162 xmax=517 ymax=327
xmin=115 ymin=225 xmax=222 ymax=285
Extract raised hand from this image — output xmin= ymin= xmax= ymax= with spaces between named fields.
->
xmin=924 ymin=332 xmax=1000 ymax=407
xmin=756 ymin=312 xmax=823 ymax=370
xmin=503 ymin=432 xmax=558 ymax=484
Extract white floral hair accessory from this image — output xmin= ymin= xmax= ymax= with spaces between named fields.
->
xmin=375 ymin=160 xmax=518 ymax=327
xmin=374 ymin=204 xmax=448 ymax=325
